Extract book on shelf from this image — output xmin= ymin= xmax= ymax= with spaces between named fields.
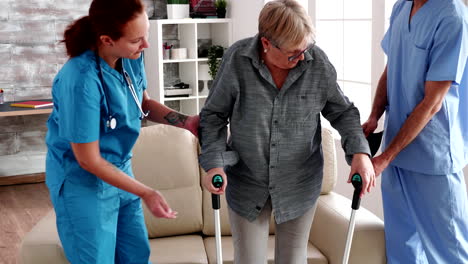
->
xmin=10 ymin=100 xmax=53 ymax=108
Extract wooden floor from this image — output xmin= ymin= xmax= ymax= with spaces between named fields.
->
xmin=0 ymin=182 xmax=52 ymax=264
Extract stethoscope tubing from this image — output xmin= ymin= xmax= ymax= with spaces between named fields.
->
xmin=123 ymin=70 xmax=149 ymax=120
xmin=95 ymin=53 xmax=148 ymax=129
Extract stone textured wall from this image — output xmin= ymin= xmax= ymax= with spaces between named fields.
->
xmin=0 ymin=0 xmax=166 ymax=176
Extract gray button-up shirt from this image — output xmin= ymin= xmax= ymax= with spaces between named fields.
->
xmin=199 ymin=35 xmax=370 ymax=224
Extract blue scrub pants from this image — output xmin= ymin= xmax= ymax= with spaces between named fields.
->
xmin=51 ymin=178 xmax=151 ymax=264
xmin=382 ymin=165 xmax=468 ymax=264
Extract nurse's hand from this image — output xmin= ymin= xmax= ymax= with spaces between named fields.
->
xmin=141 ymin=189 xmax=178 ymax=219
xmin=371 ymin=153 xmax=391 ymax=177
xmin=362 ymin=116 xmax=378 ymax=137
xmin=348 ymin=153 xmax=375 ymax=197
xmin=185 ymin=115 xmax=200 ymax=138
xmin=202 ymin=167 xmax=227 ymax=195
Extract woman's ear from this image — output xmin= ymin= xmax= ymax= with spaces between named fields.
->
xmin=260 ymin=36 xmax=271 ymax=52
xmin=99 ymin=35 xmax=114 ymax=47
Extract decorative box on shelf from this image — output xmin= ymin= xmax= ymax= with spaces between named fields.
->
xmin=164 ymin=88 xmax=193 ymax=97
xmin=165 ymin=82 xmax=192 ymax=97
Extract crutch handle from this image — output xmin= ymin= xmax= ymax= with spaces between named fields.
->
xmin=351 ymin=174 xmax=363 ymax=210
xmin=211 ymin=174 xmax=224 ymax=210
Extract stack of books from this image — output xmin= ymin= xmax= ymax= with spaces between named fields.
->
xmin=10 ymin=101 xmax=53 ymax=108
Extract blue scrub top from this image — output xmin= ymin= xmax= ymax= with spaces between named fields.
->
xmin=382 ymin=0 xmax=468 ymax=175
xmin=45 ymin=50 xmax=147 ymax=197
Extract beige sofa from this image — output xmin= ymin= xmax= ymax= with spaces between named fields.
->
xmin=20 ymin=124 xmax=386 ymax=264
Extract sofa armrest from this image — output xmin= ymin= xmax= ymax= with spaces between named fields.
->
xmin=309 ymin=192 xmax=386 ymax=264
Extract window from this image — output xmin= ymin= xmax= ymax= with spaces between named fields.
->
xmin=308 ymin=0 xmax=397 ymax=127
xmin=312 ymin=0 xmax=373 ymax=123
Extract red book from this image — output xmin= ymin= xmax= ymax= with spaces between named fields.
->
xmin=10 ymin=101 xmax=53 ymax=108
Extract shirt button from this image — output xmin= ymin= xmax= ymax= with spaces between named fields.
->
xmin=271 ymin=143 xmax=276 ymax=147
xmin=269 ymin=186 xmax=274 ymax=190
xmin=274 ymin=120 xmax=278 ymax=124
xmin=270 ymin=165 xmax=275 ymax=169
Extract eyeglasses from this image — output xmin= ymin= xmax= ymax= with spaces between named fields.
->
xmin=271 ymin=40 xmax=315 ymax=62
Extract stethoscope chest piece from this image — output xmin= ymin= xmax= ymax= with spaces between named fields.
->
xmin=107 ymin=116 xmax=117 ymax=130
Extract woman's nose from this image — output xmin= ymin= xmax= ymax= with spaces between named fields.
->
xmin=142 ymin=37 xmax=150 ymax=49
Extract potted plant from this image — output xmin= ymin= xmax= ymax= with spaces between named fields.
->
xmin=214 ymin=0 xmax=227 ymax=18
xmin=207 ymin=45 xmax=225 ymax=80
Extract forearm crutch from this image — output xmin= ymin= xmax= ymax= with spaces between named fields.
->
xmin=342 ymin=173 xmax=363 ymax=264
xmin=212 ymin=174 xmax=224 ymax=264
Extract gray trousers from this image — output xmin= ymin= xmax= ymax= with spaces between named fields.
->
xmin=228 ymin=199 xmax=317 ymax=264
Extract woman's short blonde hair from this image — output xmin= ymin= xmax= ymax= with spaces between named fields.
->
xmin=258 ymin=0 xmax=315 ymax=49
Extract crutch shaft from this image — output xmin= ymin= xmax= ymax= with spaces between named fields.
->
xmin=211 ymin=174 xmax=224 ymax=264
xmin=214 ymin=209 xmax=223 ymax=264
xmin=342 ymin=209 xmax=357 ymax=264
xmin=342 ymin=174 xmax=363 ymax=264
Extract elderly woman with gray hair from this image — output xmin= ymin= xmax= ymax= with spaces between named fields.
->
xmin=198 ymin=0 xmax=375 ymax=263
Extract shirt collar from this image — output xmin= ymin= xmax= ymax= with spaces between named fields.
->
xmin=240 ymin=34 xmax=314 ymax=69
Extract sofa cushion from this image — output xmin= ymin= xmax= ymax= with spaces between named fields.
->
xmin=132 ymin=124 xmax=203 ymax=238
xmin=149 ymin=235 xmax=208 ymax=264
xmin=19 ymin=210 xmax=69 ymax=264
xmin=320 ymin=128 xmax=337 ymax=194
xmin=203 ymin=236 xmax=328 ymax=264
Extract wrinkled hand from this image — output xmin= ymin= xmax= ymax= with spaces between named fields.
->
xmin=203 ymin=168 xmax=227 ymax=195
xmin=362 ymin=117 xmax=378 ymax=137
xmin=348 ymin=153 xmax=375 ymax=197
xmin=371 ymin=154 xmax=391 ymax=177
xmin=186 ymin=115 xmax=200 ymax=138
xmin=141 ymin=189 xmax=177 ymax=219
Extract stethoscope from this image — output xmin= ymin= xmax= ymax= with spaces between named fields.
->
xmin=96 ymin=53 xmax=149 ymax=130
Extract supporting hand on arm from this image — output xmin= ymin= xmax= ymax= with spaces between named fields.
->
xmin=142 ymin=91 xmax=200 ymax=137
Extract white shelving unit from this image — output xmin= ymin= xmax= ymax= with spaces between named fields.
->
xmin=145 ymin=18 xmax=233 ymax=115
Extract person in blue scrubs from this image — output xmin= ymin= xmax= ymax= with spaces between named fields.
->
xmin=363 ymin=0 xmax=468 ymax=263
xmin=45 ymin=0 xmax=199 ymax=263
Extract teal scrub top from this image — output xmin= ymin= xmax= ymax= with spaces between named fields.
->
xmin=45 ymin=50 xmax=147 ymax=196
xmin=382 ymin=0 xmax=468 ymax=174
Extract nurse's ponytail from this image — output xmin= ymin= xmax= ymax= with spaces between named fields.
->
xmin=62 ymin=0 xmax=145 ymax=58
xmin=63 ymin=16 xmax=95 ymax=58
